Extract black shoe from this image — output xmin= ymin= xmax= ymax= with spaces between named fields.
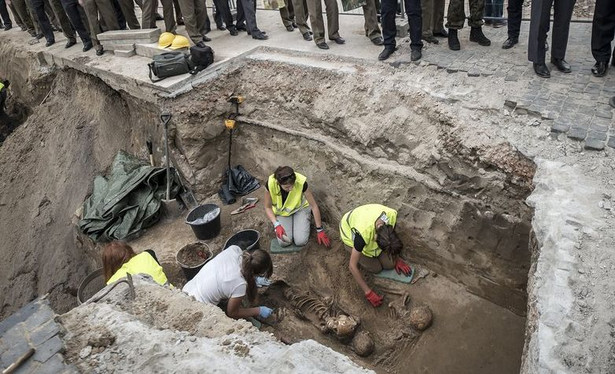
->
xmin=469 ymin=26 xmax=491 ymax=46
xmin=422 ymin=34 xmax=438 ymax=44
xmin=236 ymin=25 xmax=247 ymax=31
xmin=591 ymin=61 xmax=608 ymax=77
xmin=178 ymin=18 xmax=185 ymax=25
xmin=551 ymin=58 xmax=571 ymax=73
xmin=202 ymin=35 xmax=212 ymax=42
xmin=448 ymin=29 xmax=460 ymax=50
xmin=285 ymin=24 xmax=294 ymax=32
xmin=45 ymin=39 xmax=55 ymax=47
xmin=533 ymin=62 xmax=550 ymax=78
xmin=410 ymin=49 xmax=422 ymax=61
xmin=433 ymin=28 xmax=448 ymax=37
xmin=155 ymin=13 xmax=163 ymax=20
xmin=371 ymin=36 xmax=383 ymax=45
xmin=65 ymin=38 xmax=76 ymax=48
xmin=203 ymin=27 xmax=211 ymax=34
xmin=316 ymin=42 xmax=329 ymax=49
xmin=252 ymin=31 xmax=268 ymax=40
xmin=35 ymin=33 xmax=44 ymax=39
xmin=292 ymin=22 xmax=298 ymax=29
xmin=502 ymin=37 xmax=518 ymax=49
xmin=95 ymin=47 xmax=104 ymax=56
xmin=303 ymin=32 xmax=312 ymax=41
xmin=331 ymin=36 xmax=345 ymax=44
xmin=228 ymin=26 xmax=238 ymax=36
xmin=28 ymin=30 xmax=36 ymax=37
xmin=217 ymin=24 xmax=226 ymax=30
xmin=3 ymin=25 xmax=11 ymax=31
xmin=610 ymin=96 xmax=615 ymax=109
xmin=82 ymin=41 xmax=93 ymax=52
xmin=378 ymin=46 xmax=395 ymax=60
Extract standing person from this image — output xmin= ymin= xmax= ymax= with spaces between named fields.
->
xmin=115 ymin=0 xmax=140 ymax=29
xmin=0 ymin=0 xmax=13 ymax=30
xmin=59 ymin=0 xmax=93 ymax=51
xmin=102 ymin=242 xmax=169 ymax=286
xmin=446 ymin=0 xmax=491 ymax=50
xmin=502 ymin=0 xmax=522 ymax=48
xmin=142 ymin=0 xmax=176 ymax=33
xmin=528 ymin=0 xmax=575 ymax=78
xmin=590 ymin=0 xmax=615 ymax=77
xmin=183 ymin=246 xmax=275 ymax=321
xmin=30 ymin=0 xmax=78 ymax=47
xmin=81 ymin=0 xmax=119 ymax=55
xmin=339 ymin=204 xmax=412 ymax=307
xmin=208 ymin=0 xmax=238 ymax=36
xmin=362 ymin=0 xmax=382 ymax=45
xmin=306 ymin=0 xmax=343 ymax=49
xmin=264 ymin=166 xmax=331 ymax=248
xmin=235 ymin=0 xmax=267 ymax=39
xmin=421 ymin=0 xmax=446 ymax=44
xmin=291 ymin=0 xmax=311 ymax=40
xmin=177 ymin=0 xmax=213 ymax=44
xmin=279 ymin=0 xmax=295 ymax=32
xmin=379 ymin=0 xmax=422 ymax=61
xmin=10 ymin=0 xmax=37 ymax=36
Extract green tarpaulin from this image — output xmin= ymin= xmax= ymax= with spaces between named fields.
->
xmin=79 ymin=151 xmax=180 ymax=242
xmin=341 ymin=0 xmax=365 ymax=12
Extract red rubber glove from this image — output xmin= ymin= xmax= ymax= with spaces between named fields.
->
xmin=316 ymin=230 xmax=330 ymax=247
xmin=365 ymin=290 xmax=383 ymax=307
xmin=274 ymin=223 xmax=286 ymax=240
xmin=395 ymin=258 xmax=411 ymax=275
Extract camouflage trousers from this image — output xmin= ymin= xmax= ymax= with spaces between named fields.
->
xmin=445 ymin=0 xmax=484 ymax=29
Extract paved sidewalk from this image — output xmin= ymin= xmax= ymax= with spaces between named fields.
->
xmin=394 ymin=21 xmax=615 ymax=150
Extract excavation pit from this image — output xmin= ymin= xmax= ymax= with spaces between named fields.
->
xmin=128 ymin=55 xmax=535 ymax=374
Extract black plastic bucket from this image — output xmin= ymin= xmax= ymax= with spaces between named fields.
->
xmin=77 ymin=268 xmax=105 ymax=305
xmin=176 ymin=242 xmax=213 ymax=281
xmin=185 ymin=204 xmax=221 ymax=240
xmin=223 ymin=229 xmax=261 ymax=251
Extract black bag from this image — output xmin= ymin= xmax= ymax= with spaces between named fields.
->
xmin=189 ymin=44 xmax=214 ymax=75
xmin=148 ymin=52 xmax=192 ymax=82
xmin=227 ymin=165 xmax=260 ymax=196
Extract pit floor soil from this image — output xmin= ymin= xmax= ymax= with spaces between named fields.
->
xmin=129 ymin=188 xmax=525 ymax=374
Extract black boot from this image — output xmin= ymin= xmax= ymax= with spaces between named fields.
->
xmin=448 ymin=29 xmax=460 ymax=50
xmin=470 ymin=27 xmax=491 ymax=46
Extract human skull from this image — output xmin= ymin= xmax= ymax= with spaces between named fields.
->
xmin=409 ymin=305 xmax=433 ymax=331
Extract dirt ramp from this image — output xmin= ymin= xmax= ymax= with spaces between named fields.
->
xmin=0 ymin=69 xmax=161 ymax=318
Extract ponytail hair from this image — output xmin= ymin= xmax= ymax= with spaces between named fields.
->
xmin=376 ymin=225 xmax=403 ymax=257
xmin=241 ymin=249 xmax=273 ymax=302
xmin=102 ymin=241 xmax=136 ymax=282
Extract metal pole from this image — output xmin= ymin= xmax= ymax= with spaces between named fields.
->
xmin=161 ymin=112 xmax=172 ymax=201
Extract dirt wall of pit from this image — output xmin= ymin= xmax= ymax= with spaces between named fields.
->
xmin=167 ymin=58 xmax=535 ymax=315
xmin=0 ymin=43 xmax=169 ymax=318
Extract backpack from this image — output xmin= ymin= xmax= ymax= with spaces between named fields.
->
xmin=148 ymin=52 xmax=192 ymax=82
xmin=189 ymin=43 xmax=214 ymax=75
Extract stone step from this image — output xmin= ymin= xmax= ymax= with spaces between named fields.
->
xmin=135 ymin=42 xmax=188 ymax=59
xmin=104 ymin=42 xmax=135 ymax=51
xmin=114 ymin=49 xmax=136 ymax=58
xmin=97 ymin=28 xmax=162 ymax=43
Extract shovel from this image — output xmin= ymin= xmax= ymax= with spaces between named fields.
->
xmin=160 ymin=112 xmax=181 ymax=219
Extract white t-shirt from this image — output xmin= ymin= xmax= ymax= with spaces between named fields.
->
xmin=182 ymin=245 xmax=247 ymax=305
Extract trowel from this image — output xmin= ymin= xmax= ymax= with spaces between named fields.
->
xmin=160 ymin=112 xmax=181 ymax=219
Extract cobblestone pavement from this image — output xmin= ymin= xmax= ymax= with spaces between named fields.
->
xmin=0 ymin=298 xmax=76 ymax=373
xmin=395 ymin=21 xmax=615 ymax=151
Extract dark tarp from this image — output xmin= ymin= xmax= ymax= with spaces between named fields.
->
xmin=78 ymin=151 xmax=180 ymax=242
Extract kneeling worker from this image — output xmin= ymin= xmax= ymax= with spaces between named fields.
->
xmin=103 ymin=241 xmax=169 ymax=286
xmin=340 ymin=204 xmax=412 ymax=307
xmin=183 ymin=246 xmax=274 ymax=320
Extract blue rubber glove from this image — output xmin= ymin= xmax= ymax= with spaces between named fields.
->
xmin=258 ymin=306 xmax=273 ymax=319
xmin=255 ymin=276 xmax=272 ymax=288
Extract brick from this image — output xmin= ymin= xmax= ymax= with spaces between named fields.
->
xmin=608 ymin=136 xmax=615 ymax=149
xmin=594 ymin=110 xmax=613 ymax=119
xmin=586 ymin=130 xmax=607 ymax=141
xmin=32 ymin=335 xmax=63 ymax=363
xmin=34 ymin=353 xmax=69 ymax=373
xmin=551 ymin=121 xmax=570 ymax=133
xmin=23 ymin=306 xmax=54 ymax=331
xmin=567 ymin=127 xmax=587 ymax=140
xmin=96 ymin=28 xmax=161 ymax=43
xmin=584 ymin=138 xmax=606 ymax=150
xmin=30 ymin=321 xmax=60 ymax=346
xmin=0 ymin=325 xmax=30 ymax=368
xmin=0 ymin=302 xmax=39 ymax=335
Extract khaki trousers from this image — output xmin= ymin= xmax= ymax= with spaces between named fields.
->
xmin=116 ymin=0 xmax=140 ymax=29
xmin=362 ymin=0 xmax=380 ymax=40
xmin=177 ymin=0 xmax=207 ymax=43
xmin=305 ymin=0 xmax=339 ymax=44
xmin=290 ymin=0 xmax=309 ymax=34
xmin=421 ymin=0 xmax=444 ymax=35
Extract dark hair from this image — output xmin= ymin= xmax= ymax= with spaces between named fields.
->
xmin=102 ymin=241 xmax=136 ymax=282
xmin=274 ymin=166 xmax=296 ymax=185
xmin=241 ymin=249 xmax=273 ymax=302
xmin=376 ymin=225 xmax=403 ymax=256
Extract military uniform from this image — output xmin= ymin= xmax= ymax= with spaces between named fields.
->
xmin=446 ymin=0 xmax=484 ymax=29
xmin=306 ymin=0 xmax=340 ymax=44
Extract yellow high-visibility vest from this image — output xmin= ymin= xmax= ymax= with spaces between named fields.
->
xmin=107 ymin=252 xmax=168 ymax=286
xmin=267 ymin=173 xmax=309 ymax=217
xmin=339 ymin=204 xmax=397 ymax=258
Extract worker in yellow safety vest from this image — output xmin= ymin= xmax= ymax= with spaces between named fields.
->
xmin=103 ymin=241 xmax=169 ymax=286
xmin=264 ymin=166 xmax=331 ymax=248
xmin=339 ymin=204 xmax=412 ymax=307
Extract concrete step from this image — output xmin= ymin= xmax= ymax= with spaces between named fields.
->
xmin=105 ymin=42 xmax=135 ymax=51
xmin=135 ymin=42 xmax=188 ymax=59
xmin=97 ymin=28 xmax=162 ymax=43
xmin=114 ymin=49 xmax=136 ymax=58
